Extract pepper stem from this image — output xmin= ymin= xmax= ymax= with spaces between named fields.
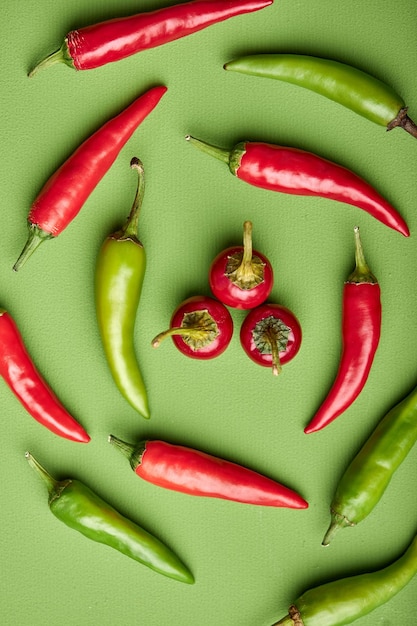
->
xmin=347 ymin=226 xmax=378 ymax=284
xmin=387 ymin=106 xmax=417 ymax=139
xmin=151 ymin=326 xmax=215 ymax=348
xmin=25 ymin=451 xmax=58 ymax=493
xmin=108 ymin=435 xmax=146 ymax=471
xmin=152 ymin=309 xmax=219 ymax=351
xmin=322 ymin=510 xmax=354 ymax=546
xmin=120 ymin=157 xmax=145 ymax=240
xmin=185 ymin=135 xmax=230 ymax=164
xmin=13 ymin=224 xmax=53 ymax=272
xmin=28 ymin=41 xmax=74 ymax=77
xmin=226 ymin=221 xmax=265 ymax=289
xmin=266 ymin=327 xmax=282 ymax=376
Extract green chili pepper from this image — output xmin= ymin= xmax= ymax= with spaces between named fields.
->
xmin=322 ymin=383 xmax=417 ymax=546
xmin=272 ymin=532 xmax=417 ymax=625
xmin=224 ymin=54 xmax=417 ymax=137
xmin=25 ymin=451 xmax=194 ymax=584
xmin=95 ymin=157 xmax=150 ymax=418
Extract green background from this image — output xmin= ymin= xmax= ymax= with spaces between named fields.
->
xmin=1 ymin=0 xmax=416 ymax=624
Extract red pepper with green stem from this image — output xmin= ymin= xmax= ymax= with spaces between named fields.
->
xmin=13 ymin=86 xmax=167 ymax=271
xmin=151 ymin=295 xmax=234 ymax=359
xmin=185 ymin=135 xmax=409 ymax=236
xmin=109 ymin=435 xmax=308 ymax=509
xmin=209 ymin=220 xmax=274 ymax=309
xmin=0 ymin=308 xmax=89 ymax=442
xmin=29 ymin=0 xmax=272 ymax=76
xmin=240 ymin=303 xmax=302 ymax=376
xmin=305 ymin=227 xmax=381 ymax=434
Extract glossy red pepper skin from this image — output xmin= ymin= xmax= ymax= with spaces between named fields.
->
xmin=13 ymin=86 xmax=167 ymax=271
xmin=305 ymin=228 xmax=381 ymax=434
xmin=109 ymin=436 xmax=308 ymax=509
xmin=186 ymin=136 xmax=410 ymax=237
xmin=30 ymin=0 xmax=272 ymax=74
xmin=0 ymin=309 xmax=89 ymax=442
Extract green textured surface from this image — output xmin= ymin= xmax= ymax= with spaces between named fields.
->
xmin=1 ymin=1 xmax=417 ymax=624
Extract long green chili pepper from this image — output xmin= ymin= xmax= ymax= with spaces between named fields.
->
xmin=224 ymin=54 xmax=417 ymax=138
xmin=272 ymin=531 xmax=417 ymax=625
xmin=25 ymin=451 xmax=194 ymax=584
xmin=322 ymin=383 xmax=417 ymax=546
xmin=95 ymin=157 xmax=149 ymax=418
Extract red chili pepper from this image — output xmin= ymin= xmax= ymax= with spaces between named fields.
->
xmin=305 ymin=227 xmax=381 ymax=434
xmin=29 ymin=0 xmax=272 ymax=75
xmin=13 ymin=86 xmax=167 ymax=271
xmin=186 ymin=136 xmax=410 ymax=237
xmin=109 ymin=435 xmax=308 ymax=509
xmin=0 ymin=309 xmax=89 ymax=442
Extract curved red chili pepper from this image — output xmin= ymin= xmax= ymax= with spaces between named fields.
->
xmin=109 ymin=435 xmax=308 ymax=509
xmin=29 ymin=0 xmax=272 ymax=75
xmin=305 ymin=227 xmax=381 ymax=434
xmin=0 ymin=309 xmax=90 ymax=442
xmin=13 ymin=86 xmax=167 ymax=271
xmin=186 ymin=136 xmax=410 ymax=237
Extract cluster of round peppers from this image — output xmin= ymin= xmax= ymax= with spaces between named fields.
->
xmin=2 ymin=0 xmax=417 ymax=623
xmin=151 ymin=219 xmax=302 ymax=376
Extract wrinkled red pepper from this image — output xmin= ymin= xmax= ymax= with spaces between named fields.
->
xmin=109 ymin=435 xmax=308 ymax=509
xmin=13 ymin=86 xmax=167 ymax=271
xmin=305 ymin=227 xmax=381 ymax=434
xmin=29 ymin=0 xmax=272 ymax=75
xmin=186 ymin=136 xmax=410 ymax=236
xmin=0 ymin=309 xmax=90 ymax=442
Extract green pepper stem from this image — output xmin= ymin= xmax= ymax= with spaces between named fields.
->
xmin=28 ymin=41 xmax=74 ymax=77
xmin=347 ymin=226 xmax=378 ymax=284
xmin=185 ymin=135 xmax=230 ymax=164
xmin=322 ymin=510 xmax=354 ymax=546
xmin=120 ymin=157 xmax=145 ymax=240
xmin=25 ymin=451 xmax=58 ymax=493
xmin=13 ymin=224 xmax=53 ymax=272
xmin=387 ymin=107 xmax=417 ymax=139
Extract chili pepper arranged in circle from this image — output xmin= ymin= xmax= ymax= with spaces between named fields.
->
xmin=0 ymin=308 xmax=89 ymax=442
xmin=25 ymin=452 xmax=193 ymax=584
xmin=209 ymin=220 xmax=274 ymax=309
xmin=271 ymin=531 xmax=417 ymax=626
xmin=305 ymin=227 xmax=381 ymax=434
xmin=185 ymin=135 xmax=409 ymax=236
xmin=28 ymin=0 xmax=272 ymax=76
xmin=109 ymin=435 xmax=308 ymax=509
xmin=151 ymin=295 xmax=234 ymax=359
xmin=13 ymin=86 xmax=167 ymax=271
xmin=224 ymin=54 xmax=417 ymax=138
xmin=95 ymin=158 xmax=150 ymax=419
xmin=240 ymin=303 xmax=302 ymax=375
xmin=322 ymin=382 xmax=417 ymax=546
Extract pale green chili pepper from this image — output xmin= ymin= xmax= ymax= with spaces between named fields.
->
xmin=95 ymin=157 xmax=149 ymax=418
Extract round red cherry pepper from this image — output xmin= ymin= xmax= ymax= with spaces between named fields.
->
xmin=240 ymin=303 xmax=302 ymax=375
xmin=209 ymin=220 xmax=274 ymax=309
xmin=151 ymin=295 xmax=233 ymax=359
